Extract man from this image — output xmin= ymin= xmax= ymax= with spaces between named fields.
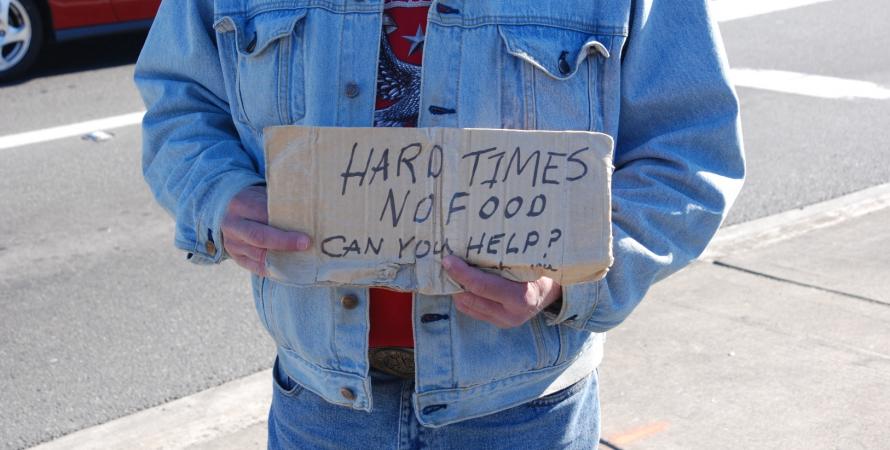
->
xmin=135 ymin=0 xmax=744 ymax=448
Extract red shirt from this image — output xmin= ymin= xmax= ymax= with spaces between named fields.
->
xmin=368 ymin=0 xmax=430 ymax=349
xmin=368 ymin=288 xmax=414 ymax=348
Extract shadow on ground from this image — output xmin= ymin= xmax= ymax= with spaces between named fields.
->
xmin=0 ymin=31 xmax=148 ymax=87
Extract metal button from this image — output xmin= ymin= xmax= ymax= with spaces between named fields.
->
xmin=345 ymin=82 xmax=360 ymax=98
xmin=558 ymin=51 xmax=571 ymax=75
xmin=205 ymin=240 xmax=217 ymax=256
xmin=340 ymin=387 xmax=356 ymax=401
xmin=340 ymin=294 xmax=359 ymax=310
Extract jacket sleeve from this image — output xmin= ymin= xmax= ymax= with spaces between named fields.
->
xmin=134 ymin=0 xmax=265 ymax=264
xmin=545 ymin=0 xmax=746 ymax=331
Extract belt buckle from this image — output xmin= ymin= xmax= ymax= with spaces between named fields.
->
xmin=369 ymin=347 xmax=415 ymax=379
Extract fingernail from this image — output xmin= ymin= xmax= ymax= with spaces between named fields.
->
xmin=441 ymin=256 xmax=452 ymax=270
xmin=298 ymin=236 xmax=309 ymax=250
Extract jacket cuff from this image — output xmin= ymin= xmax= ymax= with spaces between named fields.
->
xmin=543 ymin=281 xmax=601 ymax=330
xmin=177 ymin=171 xmax=266 ymax=265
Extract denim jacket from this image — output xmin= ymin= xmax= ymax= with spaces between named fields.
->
xmin=135 ymin=0 xmax=744 ymax=427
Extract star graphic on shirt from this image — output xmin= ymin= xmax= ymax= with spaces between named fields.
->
xmin=401 ymin=25 xmax=425 ymax=56
xmin=383 ymin=13 xmax=398 ymax=35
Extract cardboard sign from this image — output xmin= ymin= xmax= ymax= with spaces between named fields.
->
xmin=264 ymin=126 xmax=613 ymax=295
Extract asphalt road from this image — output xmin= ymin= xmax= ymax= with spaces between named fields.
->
xmin=1 ymin=1 xmax=889 ymax=448
xmin=0 ymin=33 xmax=277 ymax=450
xmin=720 ymin=0 xmax=890 ymax=224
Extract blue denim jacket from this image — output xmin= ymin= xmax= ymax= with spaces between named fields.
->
xmin=135 ymin=0 xmax=744 ymax=427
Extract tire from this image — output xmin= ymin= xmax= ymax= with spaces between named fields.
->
xmin=0 ymin=0 xmax=44 ymax=82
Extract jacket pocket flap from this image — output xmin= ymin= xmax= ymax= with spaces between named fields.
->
xmin=214 ymin=9 xmax=308 ymax=56
xmin=498 ymin=25 xmax=610 ymax=81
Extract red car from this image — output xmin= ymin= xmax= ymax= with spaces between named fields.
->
xmin=0 ymin=0 xmax=160 ymax=81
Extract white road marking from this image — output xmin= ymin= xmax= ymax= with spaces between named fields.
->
xmin=5 ymin=69 xmax=886 ymax=153
xmin=730 ymin=68 xmax=890 ymax=100
xmin=0 ymin=1 xmax=847 ymax=152
xmin=5 ymin=67 xmax=882 ymax=153
xmin=711 ymin=0 xmax=835 ymax=22
xmin=4 ymin=0 xmax=885 ymax=447
xmin=0 ymin=111 xmax=144 ymax=150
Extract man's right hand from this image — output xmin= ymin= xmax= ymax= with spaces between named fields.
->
xmin=222 ymin=185 xmax=311 ymax=276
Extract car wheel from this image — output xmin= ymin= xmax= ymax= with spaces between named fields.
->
xmin=0 ymin=0 xmax=44 ymax=82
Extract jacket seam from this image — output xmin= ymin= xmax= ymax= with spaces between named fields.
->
xmin=580 ymin=281 xmax=604 ymax=330
xmin=216 ymin=2 xmax=381 ymax=19
xmin=422 ymin=338 xmax=596 ymax=395
xmin=214 ymin=6 xmax=629 ymax=37
xmin=431 ymin=16 xmax=628 ymax=36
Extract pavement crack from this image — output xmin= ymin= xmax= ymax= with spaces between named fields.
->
xmin=599 ymin=438 xmax=625 ymax=450
xmin=711 ymin=260 xmax=889 ymax=308
xmin=804 ymin=333 xmax=890 ymax=363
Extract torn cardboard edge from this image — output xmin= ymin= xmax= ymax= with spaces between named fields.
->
xmin=263 ymin=125 xmax=614 ymax=295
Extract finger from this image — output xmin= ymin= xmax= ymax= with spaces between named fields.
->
xmin=442 ymin=255 xmax=525 ymax=304
xmin=453 ymin=294 xmax=511 ymax=328
xmin=455 ymin=292 xmax=529 ymax=328
xmin=225 ymin=238 xmax=267 ymax=263
xmin=453 ymin=292 xmax=509 ymax=321
xmin=230 ymin=253 xmax=267 ymax=277
xmin=229 ymin=218 xmax=310 ymax=251
xmin=228 ymin=185 xmax=269 ymax=223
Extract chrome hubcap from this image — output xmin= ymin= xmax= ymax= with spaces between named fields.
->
xmin=0 ymin=0 xmax=33 ymax=72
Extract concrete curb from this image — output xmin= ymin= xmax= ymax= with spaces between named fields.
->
xmin=702 ymin=182 xmax=890 ymax=260
xmin=31 ymin=371 xmax=271 ymax=450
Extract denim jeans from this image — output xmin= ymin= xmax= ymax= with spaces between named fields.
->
xmin=268 ymin=356 xmax=600 ymax=449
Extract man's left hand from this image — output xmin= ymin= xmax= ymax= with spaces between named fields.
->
xmin=441 ymin=255 xmax=561 ymax=329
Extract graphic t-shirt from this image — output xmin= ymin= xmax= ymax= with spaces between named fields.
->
xmin=373 ymin=0 xmax=428 ymax=127
xmin=369 ymin=0 xmax=430 ymax=349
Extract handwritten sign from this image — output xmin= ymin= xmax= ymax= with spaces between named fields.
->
xmin=264 ymin=126 xmax=613 ymax=295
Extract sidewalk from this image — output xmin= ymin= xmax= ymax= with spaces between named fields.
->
xmin=34 ymin=188 xmax=890 ymax=449
xmin=597 ymin=205 xmax=890 ymax=449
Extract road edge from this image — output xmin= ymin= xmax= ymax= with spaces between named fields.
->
xmin=702 ymin=183 xmax=890 ymax=260
xmin=30 ymin=370 xmax=272 ymax=450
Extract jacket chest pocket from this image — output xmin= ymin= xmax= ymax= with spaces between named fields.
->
xmin=214 ymin=9 xmax=308 ymax=133
xmin=498 ymin=25 xmax=611 ymax=132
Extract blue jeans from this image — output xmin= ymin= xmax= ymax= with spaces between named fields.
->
xmin=268 ymin=356 xmax=601 ymax=449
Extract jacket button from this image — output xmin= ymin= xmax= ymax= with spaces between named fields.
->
xmin=340 ymin=294 xmax=359 ymax=310
xmin=422 ymin=404 xmax=447 ymax=414
xmin=205 ymin=240 xmax=217 ymax=256
xmin=421 ymin=313 xmax=449 ymax=323
xmin=340 ymin=387 xmax=356 ymax=401
xmin=558 ymin=51 xmax=571 ymax=75
xmin=345 ymin=82 xmax=360 ymax=98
